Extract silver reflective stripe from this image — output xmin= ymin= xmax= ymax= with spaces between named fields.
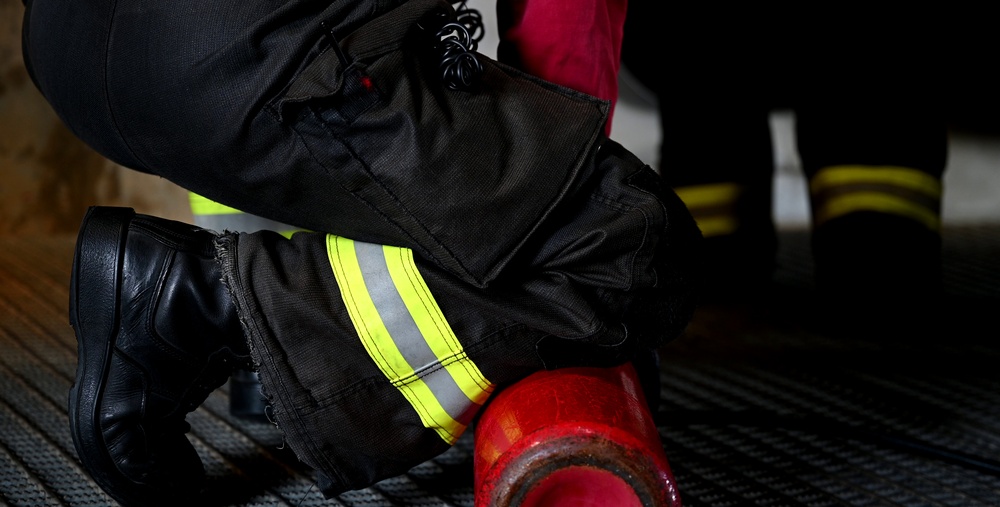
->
xmin=326 ymin=235 xmax=494 ymax=444
xmin=354 ymin=242 xmax=482 ymax=426
xmin=192 ymin=213 xmax=299 ymax=235
xmin=188 ymin=191 xmax=300 ymax=235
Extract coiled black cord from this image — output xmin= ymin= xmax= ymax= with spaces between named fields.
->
xmin=434 ymin=1 xmax=484 ymax=91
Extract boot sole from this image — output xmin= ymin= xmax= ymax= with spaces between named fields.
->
xmin=67 ymin=206 xmax=164 ymax=506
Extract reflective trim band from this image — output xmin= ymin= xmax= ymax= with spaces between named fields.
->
xmin=188 ymin=192 xmax=243 ymax=215
xmin=193 ymin=213 xmax=301 ymax=238
xmin=674 ymin=182 xmax=742 ymax=238
xmin=810 ymin=166 xmax=942 ymax=231
xmin=189 ymin=192 xmax=301 ymax=237
xmin=813 ymin=192 xmax=941 ymax=232
xmin=810 ymin=165 xmax=942 ymax=198
xmin=327 ymin=235 xmax=493 ymax=444
xmin=381 ymin=246 xmax=493 ymax=404
xmin=674 ymin=182 xmax=741 ymax=208
xmin=690 ymin=215 xmax=739 ymax=238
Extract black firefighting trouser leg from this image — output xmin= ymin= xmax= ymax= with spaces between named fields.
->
xmin=217 ymin=138 xmax=699 ymax=493
xmin=798 ymin=98 xmax=948 ymax=337
xmin=661 ymin=97 xmax=946 ymax=308
xmin=642 ymin=11 xmax=948 ymax=329
xmin=22 ymin=0 xmax=702 ymax=495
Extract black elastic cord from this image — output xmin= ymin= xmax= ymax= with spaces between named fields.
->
xmin=434 ymin=1 xmax=483 ymax=91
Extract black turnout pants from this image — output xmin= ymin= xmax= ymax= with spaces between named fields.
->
xmin=23 ymin=0 xmax=702 ymax=494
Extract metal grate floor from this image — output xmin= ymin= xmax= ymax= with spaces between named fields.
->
xmin=1 ymin=226 xmax=998 ymax=506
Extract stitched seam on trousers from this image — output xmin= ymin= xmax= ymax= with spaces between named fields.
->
xmin=330 ymin=237 xmax=407 ymax=384
xmin=313 ymin=108 xmax=475 ymax=276
xmin=626 ymin=169 xmax=668 ymax=291
xmin=302 ymin=106 xmax=474 ymax=280
xmin=393 ymin=247 xmax=491 ymax=392
xmin=281 ymin=113 xmax=446 ymax=270
xmin=463 ymin=322 xmax=547 ymax=368
xmin=303 ymin=322 xmax=527 ymax=409
xmin=102 ymin=0 xmax=149 ymax=170
xmin=216 ymin=235 xmax=346 ymax=486
xmin=581 ymin=193 xmax=650 ymax=293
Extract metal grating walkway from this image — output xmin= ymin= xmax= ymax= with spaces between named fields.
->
xmin=1 ymin=227 xmax=999 ymax=506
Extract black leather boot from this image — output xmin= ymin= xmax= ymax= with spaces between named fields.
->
xmin=68 ymin=206 xmax=251 ymax=506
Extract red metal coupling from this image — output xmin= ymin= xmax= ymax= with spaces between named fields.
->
xmin=473 ymin=362 xmax=681 ymax=507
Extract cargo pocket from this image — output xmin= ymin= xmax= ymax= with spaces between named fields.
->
xmin=268 ymin=0 xmax=611 ymax=288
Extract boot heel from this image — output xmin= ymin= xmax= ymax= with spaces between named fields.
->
xmin=67 ymin=206 xmax=136 ymax=504
xmin=69 ymin=206 xmax=135 ymax=329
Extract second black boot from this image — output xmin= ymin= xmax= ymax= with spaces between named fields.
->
xmin=68 ymin=206 xmax=252 ymax=506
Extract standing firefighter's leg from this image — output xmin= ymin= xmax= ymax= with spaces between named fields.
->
xmin=798 ymin=102 xmax=947 ymax=339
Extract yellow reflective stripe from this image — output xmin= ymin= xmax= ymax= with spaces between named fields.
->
xmin=396 ymin=374 xmax=467 ymax=444
xmin=810 ymin=165 xmax=942 ymax=198
xmin=692 ymin=216 xmax=739 ymax=238
xmin=188 ymin=192 xmax=244 ymax=216
xmin=328 ymin=236 xmax=456 ymax=440
xmin=326 ymin=235 xmax=491 ymax=444
xmin=673 ymin=182 xmax=742 ymax=209
xmin=813 ymin=192 xmax=941 ymax=231
xmin=383 ymin=246 xmax=493 ymax=405
xmin=189 ymin=192 xmax=303 ymax=238
xmin=327 ymin=236 xmax=409 ymax=377
xmin=192 ymin=213 xmax=299 ymax=236
xmin=672 ymin=183 xmax=743 ymax=238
